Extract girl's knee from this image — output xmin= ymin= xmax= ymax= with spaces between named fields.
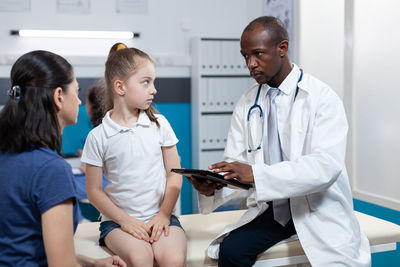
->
xmin=125 ymin=250 xmax=154 ymax=267
xmin=156 ymin=251 xmax=186 ymax=267
xmin=119 ymin=243 xmax=154 ymax=267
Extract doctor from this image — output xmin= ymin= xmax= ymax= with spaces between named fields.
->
xmin=187 ymin=16 xmax=371 ymax=266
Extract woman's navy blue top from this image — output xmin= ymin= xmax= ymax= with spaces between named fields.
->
xmin=0 ymin=147 xmax=78 ymax=266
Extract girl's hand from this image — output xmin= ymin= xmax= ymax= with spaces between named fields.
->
xmin=119 ymin=216 xmax=151 ymax=242
xmin=146 ymin=213 xmax=170 ymax=243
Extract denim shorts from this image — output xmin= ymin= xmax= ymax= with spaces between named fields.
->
xmin=99 ymin=214 xmax=183 ymax=246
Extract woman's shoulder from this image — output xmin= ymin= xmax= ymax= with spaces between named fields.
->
xmin=1 ymin=147 xmax=65 ymax=174
xmin=12 ymin=147 xmax=72 ymax=178
xmin=31 ymin=147 xmax=63 ymax=162
xmin=38 ymin=147 xmax=70 ymax=170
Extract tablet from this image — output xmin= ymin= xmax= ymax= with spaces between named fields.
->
xmin=171 ymin=168 xmax=252 ymax=190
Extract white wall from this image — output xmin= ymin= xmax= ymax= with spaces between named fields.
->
xmin=297 ymin=0 xmax=345 ymax=99
xmin=247 ymin=0 xmax=263 ymax=21
xmin=350 ymin=0 xmax=400 ymax=211
xmin=0 ymin=0 xmax=250 ymax=77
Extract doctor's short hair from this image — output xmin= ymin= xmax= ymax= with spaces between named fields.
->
xmin=243 ymin=16 xmax=289 ymax=45
xmin=0 ymin=50 xmax=74 ymax=154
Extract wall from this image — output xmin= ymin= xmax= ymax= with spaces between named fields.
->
xmin=350 ymin=0 xmax=400 ymax=212
xmin=297 ymin=0 xmax=345 ymax=98
xmin=0 ymin=0 xmax=250 ymax=78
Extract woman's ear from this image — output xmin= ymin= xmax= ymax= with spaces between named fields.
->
xmin=53 ymin=87 xmax=64 ymax=111
xmin=113 ymin=80 xmax=126 ymax=96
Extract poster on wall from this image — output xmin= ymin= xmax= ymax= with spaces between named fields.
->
xmin=0 ymin=0 xmax=30 ymax=12
xmin=115 ymin=0 xmax=148 ymax=14
xmin=262 ymin=0 xmax=295 ymax=59
xmin=57 ymin=0 xmax=90 ymax=14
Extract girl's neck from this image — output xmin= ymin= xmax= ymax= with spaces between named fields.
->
xmin=110 ymin=105 xmax=140 ymax=127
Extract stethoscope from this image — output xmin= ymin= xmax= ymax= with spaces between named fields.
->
xmin=247 ymin=69 xmax=303 ymax=153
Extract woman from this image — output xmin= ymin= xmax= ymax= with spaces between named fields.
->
xmin=0 ymin=50 xmax=125 ymax=267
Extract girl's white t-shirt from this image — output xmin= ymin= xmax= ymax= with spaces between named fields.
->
xmin=81 ymin=110 xmax=179 ymax=222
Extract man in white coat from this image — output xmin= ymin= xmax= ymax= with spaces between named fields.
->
xmin=187 ymin=16 xmax=371 ymax=266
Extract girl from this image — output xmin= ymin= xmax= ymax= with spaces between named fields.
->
xmin=0 ymin=50 xmax=125 ymax=267
xmin=82 ymin=43 xmax=187 ymax=267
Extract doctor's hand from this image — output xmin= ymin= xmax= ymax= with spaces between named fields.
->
xmin=186 ymin=176 xmax=225 ymax=196
xmin=210 ymin=161 xmax=254 ymax=184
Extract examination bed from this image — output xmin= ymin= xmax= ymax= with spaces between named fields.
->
xmin=74 ymin=210 xmax=400 ymax=266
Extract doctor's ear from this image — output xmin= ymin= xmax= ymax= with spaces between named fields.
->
xmin=53 ymin=87 xmax=64 ymax=111
xmin=278 ymin=40 xmax=289 ymax=57
xmin=113 ymin=80 xmax=126 ymax=96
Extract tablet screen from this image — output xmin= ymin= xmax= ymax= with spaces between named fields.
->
xmin=171 ymin=168 xmax=252 ymax=190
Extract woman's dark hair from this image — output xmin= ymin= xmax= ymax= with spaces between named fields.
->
xmin=105 ymin=42 xmax=159 ymax=127
xmin=0 ymin=50 xmax=74 ymax=154
xmin=86 ymin=79 xmax=106 ymax=127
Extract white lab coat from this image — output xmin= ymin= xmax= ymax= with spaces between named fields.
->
xmin=198 ymin=65 xmax=371 ymax=266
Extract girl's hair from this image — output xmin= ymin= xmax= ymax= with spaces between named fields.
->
xmin=104 ymin=42 xmax=159 ymax=127
xmin=0 ymin=50 xmax=74 ymax=154
xmin=86 ymin=79 xmax=106 ymax=127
